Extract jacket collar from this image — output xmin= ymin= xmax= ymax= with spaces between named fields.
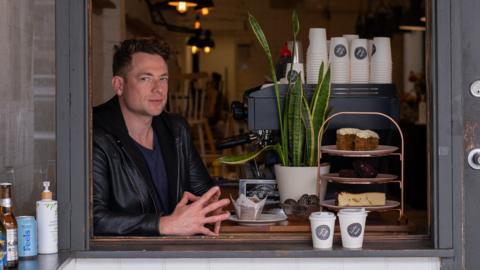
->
xmin=93 ymin=96 xmax=179 ymax=213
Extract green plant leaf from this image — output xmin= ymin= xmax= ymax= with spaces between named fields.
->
xmin=282 ymin=84 xmax=290 ymax=166
xmin=248 ymin=14 xmax=272 ymax=63
xmin=287 ymin=77 xmax=304 ymax=166
xmin=301 ymin=95 xmax=315 ymax=166
xmin=311 ymin=64 xmax=331 ymax=164
xmin=248 ymin=13 xmax=287 ymax=164
xmin=288 ymin=10 xmax=300 ymax=86
xmin=217 ymin=145 xmax=276 ymax=165
xmin=291 ymin=10 xmax=300 ymax=75
xmin=310 ymin=62 xmax=325 ymax=111
xmin=292 ymin=10 xmax=300 ymax=39
xmin=217 ymin=144 xmax=285 ymax=165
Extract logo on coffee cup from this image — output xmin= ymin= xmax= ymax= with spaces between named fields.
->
xmin=347 ymin=223 xmax=363 ymax=238
xmin=371 ymin=44 xmax=376 ymax=56
xmin=354 ymin=47 xmax=367 ymax=60
xmin=315 ymin=225 xmax=331 ymax=240
xmin=287 ymin=69 xmax=300 ymax=82
xmin=334 ymin=44 xmax=347 ymax=58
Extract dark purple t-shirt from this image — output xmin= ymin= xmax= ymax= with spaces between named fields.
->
xmin=134 ymin=131 xmax=170 ymax=214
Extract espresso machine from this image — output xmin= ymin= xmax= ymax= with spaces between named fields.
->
xmin=219 ymin=83 xmax=399 ymax=150
xmin=217 ymin=83 xmax=400 ymax=199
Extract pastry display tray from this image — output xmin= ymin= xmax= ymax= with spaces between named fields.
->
xmin=320 ymin=199 xmax=401 ymax=211
xmin=321 ymin=173 xmax=398 ymax=184
xmin=321 ymin=145 xmax=398 ymax=157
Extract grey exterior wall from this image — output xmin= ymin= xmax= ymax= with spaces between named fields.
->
xmin=0 ymin=1 xmax=56 ymax=215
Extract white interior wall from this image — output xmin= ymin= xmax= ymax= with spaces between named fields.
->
xmin=199 ymin=35 xmax=236 ymax=102
xmin=403 ymin=32 xmax=424 ymax=93
xmin=91 ymin=0 xmax=125 ymax=106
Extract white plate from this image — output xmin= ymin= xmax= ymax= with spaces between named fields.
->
xmin=320 ymin=199 xmax=400 ymax=211
xmin=321 ymin=145 xmax=398 ymax=156
xmin=228 ymin=213 xmax=287 ymax=226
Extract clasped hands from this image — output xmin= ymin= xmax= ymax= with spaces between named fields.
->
xmin=159 ymin=186 xmax=230 ymax=236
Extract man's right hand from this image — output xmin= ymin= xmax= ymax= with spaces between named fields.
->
xmin=158 ymin=186 xmax=230 ymax=236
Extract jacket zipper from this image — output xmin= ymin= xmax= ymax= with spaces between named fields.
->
xmin=116 ymin=139 xmax=148 ymax=213
xmin=176 ymin=136 xmax=181 ymax=202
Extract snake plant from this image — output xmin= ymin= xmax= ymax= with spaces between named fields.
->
xmin=218 ymin=11 xmax=331 ymax=167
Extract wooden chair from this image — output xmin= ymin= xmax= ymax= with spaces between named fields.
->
xmin=169 ymin=73 xmax=216 ymax=164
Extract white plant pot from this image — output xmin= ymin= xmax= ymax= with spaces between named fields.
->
xmin=274 ymin=164 xmax=331 ymax=203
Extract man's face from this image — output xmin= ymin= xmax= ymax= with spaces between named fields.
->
xmin=113 ymin=52 xmax=169 ymax=119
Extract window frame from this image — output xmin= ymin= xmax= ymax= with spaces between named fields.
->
xmin=56 ymin=0 xmax=460 ymax=266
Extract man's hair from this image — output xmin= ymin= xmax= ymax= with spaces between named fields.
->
xmin=112 ymin=38 xmax=171 ymax=77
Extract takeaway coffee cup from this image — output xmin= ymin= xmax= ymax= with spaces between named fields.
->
xmin=338 ymin=208 xmax=368 ymax=249
xmin=309 ymin=211 xmax=336 ymax=249
xmin=285 ymin=63 xmax=305 ymax=84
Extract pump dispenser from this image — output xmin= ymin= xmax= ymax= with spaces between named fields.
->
xmin=36 ymin=181 xmax=58 ymax=254
xmin=41 ymin=182 xmax=52 ymax=200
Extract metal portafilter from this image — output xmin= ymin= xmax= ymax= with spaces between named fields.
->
xmin=216 ymin=133 xmax=256 ymax=150
xmin=216 ymin=130 xmax=274 ymax=150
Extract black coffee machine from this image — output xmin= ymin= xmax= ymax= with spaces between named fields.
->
xmin=220 ymin=83 xmax=399 ymax=147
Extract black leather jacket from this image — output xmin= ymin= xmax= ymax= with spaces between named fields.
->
xmin=93 ymin=97 xmax=213 ymax=236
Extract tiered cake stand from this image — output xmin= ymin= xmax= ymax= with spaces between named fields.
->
xmin=316 ymin=111 xmax=406 ymax=222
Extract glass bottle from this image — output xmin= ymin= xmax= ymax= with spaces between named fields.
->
xmin=0 ymin=184 xmax=17 ymax=268
xmin=0 ymin=219 xmax=5 ymax=268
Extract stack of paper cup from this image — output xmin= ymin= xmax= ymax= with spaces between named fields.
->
xmin=343 ymin=34 xmax=359 ymax=47
xmin=309 ymin=212 xmax=336 ymax=249
xmin=338 ymin=208 xmax=368 ymax=249
xmin=370 ymin=37 xmax=392 ymax=83
xmin=350 ymin=38 xmax=369 ymax=83
xmin=306 ymin=28 xmax=328 ymax=84
xmin=329 ymin=37 xmax=350 ymax=83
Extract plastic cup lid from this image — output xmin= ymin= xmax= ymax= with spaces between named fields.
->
xmin=309 ymin=211 xmax=336 ymax=220
xmin=338 ymin=208 xmax=367 ymax=214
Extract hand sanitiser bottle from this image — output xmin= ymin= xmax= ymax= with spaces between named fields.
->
xmin=36 ymin=181 xmax=58 ymax=254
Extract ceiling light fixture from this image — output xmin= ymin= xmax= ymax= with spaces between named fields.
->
xmin=186 ymin=30 xmax=215 ymax=54
xmin=144 ymin=0 xmax=215 ymax=54
xmin=195 ymin=0 xmax=214 ymax=16
xmin=200 ymin=30 xmax=215 ymax=53
xmin=191 ymin=45 xmax=199 ymax=54
xmin=187 ymin=31 xmax=202 ymax=53
xmin=187 ymin=31 xmax=201 ymax=46
xmin=200 ymin=7 xmax=209 ymax=16
xmin=194 ymin=15 xmax=201 ymax=30
xmin=167 ymin=0 xmax=197 ymax=13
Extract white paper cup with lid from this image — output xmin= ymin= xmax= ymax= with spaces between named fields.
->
xmin=338 ymin=208 xmax=368 ymax=249
xmin=309 ymin=211 xmax=336 ymax=249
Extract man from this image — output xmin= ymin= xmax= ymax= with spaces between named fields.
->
xmin=93 ymin=38 xmax=230 ymax=236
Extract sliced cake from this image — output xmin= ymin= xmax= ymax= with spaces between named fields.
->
xmin=337 ymin=192 xmax=386 ymax=206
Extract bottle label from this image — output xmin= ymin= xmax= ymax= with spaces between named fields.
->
xmin=6 ymin=229 xmax=17 ymax=262
xmin=0 ymin=199 xmax=11 ymax=208
xmin=0 ymin=232 xmax=6 ymax=267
